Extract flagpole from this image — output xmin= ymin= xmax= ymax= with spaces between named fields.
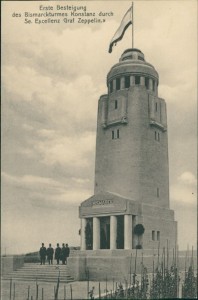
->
xmin=132 ymin=2 xmax=134 ymax=49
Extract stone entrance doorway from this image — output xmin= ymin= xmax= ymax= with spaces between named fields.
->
xmin=117 ymin=215 xmax=124 ymax=249
xmin=100 ymin=216 xmax=110 ymax=249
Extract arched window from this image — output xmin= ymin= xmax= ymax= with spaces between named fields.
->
xmin=115 ymin=100 xmax=118 ymax=109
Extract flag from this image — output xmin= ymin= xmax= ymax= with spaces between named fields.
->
xmin=109 ymin=6 xmax=132 ymax=53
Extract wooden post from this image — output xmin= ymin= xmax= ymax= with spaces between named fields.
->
xmin=133 ymin=248 xmax=137 ymax=284
xmin=42 ymin=288 xmax=44 ymax=300
xmin=167 ymin=239 xmax=169 ymax=270
xmin=13 ymin=282 xmax=15 ymax=300
xmin=106 ymin=275 xmax=107 ymax=297
xmin=70 ymin=284 xmax=73 ymax=300
xmin=132 ymin=2 xmax=134 ymax=48
xmin=10 ymin=278 xmax=12 ymax=300
xmin=64 ymin=285 xmax=66 ymax=300
xmin=36 ymin=284 xmax=38 ymax=300
xmin=157 ymin=241 xmax=160 ymax=271
xmin=125 ymin=280 xmax=128 ymax=299
xmin=27 ymin=285 xmax=30 ymax=300
xmin=87 ymin=269 xmax=89 ymax=299
xmin=129 ymin=253 xmax=132 ymax=286
xmin=99 ymin=282 xmax=101 ymax=299
xmin=177 ymin=244 xmax=179 ymax=298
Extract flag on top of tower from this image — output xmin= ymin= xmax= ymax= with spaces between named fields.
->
xmin=108 ymin=5 xmax=133 ymax=53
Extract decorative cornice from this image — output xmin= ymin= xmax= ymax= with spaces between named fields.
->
xmin=150 ymin=120 xmax=167 ymax=132
xmin=102 ymin=117 xmax=128 ymax=129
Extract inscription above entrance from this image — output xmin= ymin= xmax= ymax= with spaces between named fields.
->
xmin=92 ymin=200 xmax=114 ymax=206
xmin=79 ymin=192 xmax=129 ymax=217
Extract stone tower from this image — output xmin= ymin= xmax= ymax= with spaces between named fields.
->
xmin=79 ymin=48 xmax=177 ymax=252
xmin=95 ymin=48 xmax=169 ymax=208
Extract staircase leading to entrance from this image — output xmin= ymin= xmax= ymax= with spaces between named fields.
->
xmin=2 ymin=263 xmax=74 ymax=283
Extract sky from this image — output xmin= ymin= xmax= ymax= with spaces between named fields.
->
xmin=1 ymin=0 xmax=197 ymax=255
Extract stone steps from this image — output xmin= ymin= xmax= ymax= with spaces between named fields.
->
xmin=2 ymin=263 xmax=74 ymax=283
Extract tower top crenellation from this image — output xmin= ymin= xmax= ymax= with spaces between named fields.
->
xmin=120 ymin=48 xmax=145 ymax=62
xmin=107 ymin=48 xmax=159 ymax=85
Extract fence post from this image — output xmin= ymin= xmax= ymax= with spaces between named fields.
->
xmin=99 ymin=282 xmax=101 ymax=299
xmin=27 ymin=285 xmax=30 ymax=300
xmin=70 ymin=284 xmax=73 ymax=300
xmin=13 ymin=282 xmax=15 ymax=300
xmin=10 ymin=278 xmax=12 ymax=300
xmin=87 ymin=269 xmax=89 ymax=299
xmin=36 ymin=284 xmax=38 ymax=300
xmin=64 ymin=285 xmax=66 ymax=300
xmin=105 ymin=275 xmax=107 ymax=298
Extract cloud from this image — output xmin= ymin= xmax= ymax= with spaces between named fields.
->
xmin=178 ymin=172 xmax=197 ymax=186
xmin=33 ymin=130 xmax=95 ymax=167
xmin=170 ymin=171 xmax=197 ymax=207
xmin=2 ymin=172 xmax=92 ymax=207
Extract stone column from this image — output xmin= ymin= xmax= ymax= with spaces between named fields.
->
xmin=130 ymin=75 xmax=135 ymax=86
xmin=110 ymin=216 xmax=117 ymax=250
xmin=81 ymin=218 xmax=86 ymax=250
xmin=113 ymin=79 xmax=116 ymax=91
xmin=124 ymin=214 xmax=132 ymax=249
xmin=149 ymin=78 xmax=153 ymax=91
xmin=154 ymin=80 xmax=157 ymax=95
xmin=93 ymin=217 xmax=100 ymax=250
xmin=140 ymin=76 xmax=145 ymax=86
xmin=120 ymin=77 xmax=125 ymax=89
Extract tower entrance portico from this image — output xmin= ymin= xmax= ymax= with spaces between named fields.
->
xmin=80 ymin=190 xmax=176 ymax=251
xmin=79 ymin=192 xmax=141 ymax=251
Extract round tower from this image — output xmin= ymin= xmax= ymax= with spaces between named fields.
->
xmin=94 ymin=48 xmax=169 ymax=208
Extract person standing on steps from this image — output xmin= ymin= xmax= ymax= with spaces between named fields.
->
xmin=39 ymin=243 xmax=47 ymax=265
xmin=55 ymin=243 xmax=61 ymax=265
xmin=46 ymin=243 xmax=54 ymax=265
xmin=65 ymin=243 xmax=70 ymax=265
xmin=61 ymin=243 xmax=66 ymax=265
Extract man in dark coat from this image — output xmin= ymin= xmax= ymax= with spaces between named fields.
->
xmin=46 ymin=243 xmax=54 ymax=265
xmin=39 ymin=243 xmax=47 ymax=265
xmin=61 ymin=243 xmax=66 ymax=265
xmin=55 ymin=243 xmax=61 ymax=265
xmin=65 ymin=243 xmax=70 ymax=265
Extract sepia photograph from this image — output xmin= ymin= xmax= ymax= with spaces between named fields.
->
xmin=1 ymin=0 xmax=197 ymax=299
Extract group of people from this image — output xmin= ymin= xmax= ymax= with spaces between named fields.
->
xmin=39 ymin=243 xmax=70 ymax=265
